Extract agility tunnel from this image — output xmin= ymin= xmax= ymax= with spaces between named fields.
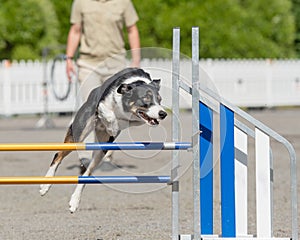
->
xmin=0 ymin=27 xmax=297 ymax=240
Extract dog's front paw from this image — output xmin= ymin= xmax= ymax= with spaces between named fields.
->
xmin=40 ymin=184 xmax=52 ymax=196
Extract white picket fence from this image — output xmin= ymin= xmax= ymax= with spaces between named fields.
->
xmin=1 ymin=59 xmax=300 ymax=116
xmin=0 ymin=60 xmax=78 ymax=117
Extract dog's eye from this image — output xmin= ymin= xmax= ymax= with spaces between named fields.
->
xmin=143 ymin=94 xmax=153 ymax=104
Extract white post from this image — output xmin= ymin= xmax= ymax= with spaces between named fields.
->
xmin=192 ymin=26 xmax=201 ymax=240
xmin=266 ymin=59 xmax=273 ymax=107
xmin=172 ymin=27 xmax=180 ymax=240
xmin=3 ymin=60 xmax=12 ymax=117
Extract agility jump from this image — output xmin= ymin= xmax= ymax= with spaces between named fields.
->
xmin=0 ymin=142 xmax=191 ymax=151
xmin=0 ymin=27 xmax=297 ymax=240
xmin=0 ymin=175 xmax=171 ymax=185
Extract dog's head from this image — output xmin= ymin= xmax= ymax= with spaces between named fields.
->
xmin=117 ymin=79 xmax=167 ymax=126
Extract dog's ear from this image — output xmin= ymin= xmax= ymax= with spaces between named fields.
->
xmin=117 ymin=84 xmax=133 ymax=94
xmin=151 ymin=79 xmax=161 ymax=90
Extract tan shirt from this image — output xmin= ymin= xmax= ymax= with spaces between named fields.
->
xmin=71 ymin=0 xmax=139 ymax=64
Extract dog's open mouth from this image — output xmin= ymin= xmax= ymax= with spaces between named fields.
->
xmin=137 ymin=110 xmax=159 ymax=126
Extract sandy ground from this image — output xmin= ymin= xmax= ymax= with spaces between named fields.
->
xmin=0 ymin=108 xmax=299 ymax=240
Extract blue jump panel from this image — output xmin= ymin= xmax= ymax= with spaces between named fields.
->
xmin=220 ymin=104 xmax=236 ymax=237
xmin=199 ymin=102 xmax=214 ymax=234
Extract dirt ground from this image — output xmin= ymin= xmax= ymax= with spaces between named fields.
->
xmin=0 ymin=108 xmax=299 ymax=240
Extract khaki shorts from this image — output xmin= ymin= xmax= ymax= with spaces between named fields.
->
xmin=77 ymin=56 xmax=126 ymax=101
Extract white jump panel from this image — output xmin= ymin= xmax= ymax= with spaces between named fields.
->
xmin=255 ymin=128 xmax=272 ymax=238
xmin=234 ymin=127 xmax=248 ymax=236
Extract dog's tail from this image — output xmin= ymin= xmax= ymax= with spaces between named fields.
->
xmin=53 ymin=124 xmax=75 ymax=161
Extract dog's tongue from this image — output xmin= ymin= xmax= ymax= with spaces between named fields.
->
xmin=150 ymin=119 xmax=159 ymax=125
xmin=138 ymin=110 xmax=159 ymax=125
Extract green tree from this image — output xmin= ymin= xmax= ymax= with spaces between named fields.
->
xmin=239 ymin=0 xmax=295 ymax=58
xmin=0 ymin=0 xmax=59 ymax=60
xmin=0 ymin=0 xmax=296 ymax=60
xmin=132 ymin=0 xmax=296 ymax=58
xmin=50 ymin=0 xmax=73 ymax=45
xmin=291 ymin=0 xmax=300 ymax=56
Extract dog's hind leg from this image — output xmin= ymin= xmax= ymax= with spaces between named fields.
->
xmin=69 ymin=128 xmax=113 ymax=213
xmin=40 ymin=116 xmax=96 ymax=196
xmin=68 ymin=149 xmax=107 ymax=213
xmin=40 ymin=127 xmax=74 ymax=196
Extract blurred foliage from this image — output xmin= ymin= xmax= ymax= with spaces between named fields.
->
xmin=0 ymin=0 xmax=59 ymax=60
xmin=0 ymin=0 xmax=298 ymax=60
xmin=291 ymin=0 xmax=300 ymax=56
xmin=132 ymin=0 xmax=296 ymax=58
xmin=49 ymin=0 xmax=73 ymax=45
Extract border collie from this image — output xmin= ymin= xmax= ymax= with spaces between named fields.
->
xmin=39 ymin=68 xmax=167 ymax=213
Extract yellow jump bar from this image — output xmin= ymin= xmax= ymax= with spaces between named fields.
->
xmin=0 ymin=176 xmax=78 ymax=184
xmin=0 ymin=143 xmax=86 ymax=151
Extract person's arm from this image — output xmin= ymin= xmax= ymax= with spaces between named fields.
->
xmin=66 ymin=23 xmax=81 ymax=81
xmin=127 ymin=24 xmax=140 ymax=68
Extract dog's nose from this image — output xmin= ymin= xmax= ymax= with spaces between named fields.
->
xmin=159 ymin=110 xmax=167 ymax=119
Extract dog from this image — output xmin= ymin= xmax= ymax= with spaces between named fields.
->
xmin=39 ymin=68 xmax=167 ymax=213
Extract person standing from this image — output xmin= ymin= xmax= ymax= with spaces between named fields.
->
xmin=65 ymin=0 xmax=141 ymax=170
